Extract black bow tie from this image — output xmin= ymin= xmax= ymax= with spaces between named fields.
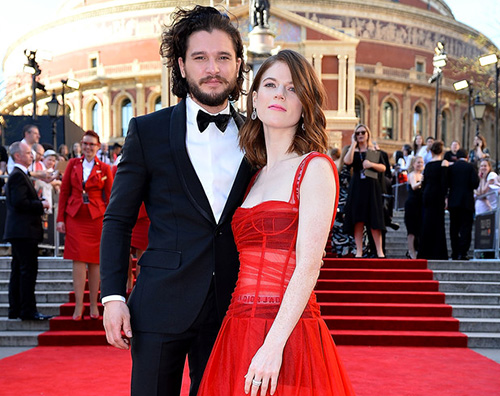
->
xmin=197 ymin=110 xmax=231 ymax=133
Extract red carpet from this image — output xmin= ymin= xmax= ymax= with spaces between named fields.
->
xmin=38 ymin=258 xmax=467 ymax=347
xmin=318 ymin=258 xmax=467 ymax=347
xmin=0 ymin=345 xmax=499 ymax=395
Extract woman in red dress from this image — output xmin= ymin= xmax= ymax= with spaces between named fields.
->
xmin=56 ymin=131 xmax=113 ymax=320
xmin=198 ymin=50 xmax=355 ymax=395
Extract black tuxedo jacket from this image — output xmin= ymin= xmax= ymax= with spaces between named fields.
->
xmin=100 ymin=99 xmax=253 ymax=334
xmin=447 ymin=159 xmax=480 ymax=211
xmin=4 ymin=167 xmax=44 ymax=242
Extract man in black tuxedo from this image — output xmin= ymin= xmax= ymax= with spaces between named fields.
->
xmin=100 ymin=6 xmax=253 ymax=396
xmin=4 ymin=141 xmax=51 ymax=320
xmin=447 ymin=149 xmax=480 ymax=260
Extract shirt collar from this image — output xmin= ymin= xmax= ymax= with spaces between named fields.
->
xmin=14 ymin=163 xmax=29 ymax=174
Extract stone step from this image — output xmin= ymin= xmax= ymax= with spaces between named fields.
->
xmin=0 ymin=258 xmax=71 ymax=270
xmin=452 ymin=305 xmax=500 ymax=318
xmin=0 ymin=280 xmax=73 ymax=292
xmin=433 ymin=271 xmax=500 ymax=282
xmin=0 ymin=269 xmax=73 ymax=280
xmin=439 ymin=281 xmax=500 ymax=293
xmin=0 ymin=303 xmax=62 ymax=317
xmin=0 ymin=291 xmax=70 ymax=304
xmin=429 ymin=261 xmax=500 ymax=271
xmin=445 ymin=293 xmax=500 ymax=305
xmin=464 ymin=333 xmax=500 ymax=348
xmin=0 ymin=318 xmax=50 ymax=331
xmin=0 ymin=331 xmax=43 ymax=347
xmin=459 ymin=318 xmax=500 ymax=333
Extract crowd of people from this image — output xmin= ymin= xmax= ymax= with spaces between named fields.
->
xmin=2 ymin=5 xmax=499 ymax=396
xmin=329 ymin=132 xmax=499 ymax=260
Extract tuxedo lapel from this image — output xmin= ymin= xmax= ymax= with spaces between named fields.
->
xmin=170 ymin=99 xmax=216 ymax=224
xmin=19 ymin=168 xmax=39 ymax=198
xmin=219 ymin=157 xmax=253 ymax=224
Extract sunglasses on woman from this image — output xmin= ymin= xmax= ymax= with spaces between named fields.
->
xmin=355 ymin=130 xmax=366 ymax=136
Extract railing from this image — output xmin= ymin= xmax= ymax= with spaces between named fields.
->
xmin=0 ymin=175 xmax=62 ymax=257
xmin=474 ymin=190 xmax=500 ymax=259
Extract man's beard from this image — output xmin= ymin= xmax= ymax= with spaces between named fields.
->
xmin=186 ymin=75 xmax=237 ymax=107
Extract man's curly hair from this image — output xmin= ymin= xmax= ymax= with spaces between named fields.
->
xmin=160 ymin=5 xmax=248 ymax=101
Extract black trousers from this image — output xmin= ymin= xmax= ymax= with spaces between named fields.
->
xmin=449 ymin=207 xmax=474 ymax=258
xmin=8 ymin=238 xmax=39 ymax=318
xmin=130 ymin=282 xmax=220 ymax=396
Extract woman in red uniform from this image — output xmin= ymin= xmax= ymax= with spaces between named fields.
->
xmin=56 ymin=131 xmax=113 ymax=320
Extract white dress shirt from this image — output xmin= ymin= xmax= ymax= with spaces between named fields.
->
xmin=82 ymin=158 xmax=95 ymax=182
xmin=185 ymin=96 xmax=244 ymax=223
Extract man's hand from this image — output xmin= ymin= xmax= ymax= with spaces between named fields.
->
xmin=103 ymin=300 xmax=133 ymax=350
xmin=41 ymin=199 xmax=51 ymax=210
xmin=56 ymin=222 xmax=66 ymax=233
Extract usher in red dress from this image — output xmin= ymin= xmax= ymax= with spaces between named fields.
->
xmin=198 ymin=152 xmax=355 ymax=396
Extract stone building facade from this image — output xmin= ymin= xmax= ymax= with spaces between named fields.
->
xmin=1 ymin=0 xmax=497 ymax=155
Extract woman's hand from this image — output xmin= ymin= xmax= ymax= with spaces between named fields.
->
xmin=244 ymin=344 xmax=283 ymax=396
xmin=56 ymin=221 xmax=66 ymax=233
xmin=362 ymin=159 xmax=372 ymax=169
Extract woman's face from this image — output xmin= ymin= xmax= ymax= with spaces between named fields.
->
xmin=415 ymin=135 xmax=423 ymax=146
xmin=73 ymin=142 xmax=81 ymax=153
xmin=474 ymin=136 xmax=483 ymax=148
xmin=414 ymin=158 xmax=424 ymax=172
xmin=479 ymin=161 xmax=491 ymax=176
xmin=81 ymin=136 xmax=100 ymax=159
xmin=252 ymin=61 xmax=303 ymax=131
xmin=354 ymin=126 xmax=368 ymax=144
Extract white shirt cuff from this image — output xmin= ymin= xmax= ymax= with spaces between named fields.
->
xmin=102 ymin=295 xmax=126 ymax=304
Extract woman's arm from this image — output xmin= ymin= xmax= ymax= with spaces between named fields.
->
xmin=409 ymin=172 xmax=422 ymax=190
xmin=343 ymin=134 xmax=357 ymax=166
xmin=243 ymin=157 xmax=336 ymax=396
xmin=56 ymin=159 xmax=74 ymax=231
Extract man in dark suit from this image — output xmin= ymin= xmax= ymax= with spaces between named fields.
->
xmin=100 ymin=6 xmax=253 ymax=396
xmin=447 ymin=149 xmax=480 ymax=260
xmin=4 ymin=141 xmax=51 ymax=320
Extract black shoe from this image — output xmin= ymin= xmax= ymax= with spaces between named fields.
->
xmin=458 ymin=255 xmax=470 ymax=261
xmin=8 ymin=313 xmax=19 ymax=320
xmin=20 ymin=312 xmax=53 ymax=321
xmin=388 ymin=222 xmax=400 ymax=231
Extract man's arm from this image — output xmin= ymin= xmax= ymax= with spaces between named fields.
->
xmin=100 ymin=118 xmax=147 ymax=349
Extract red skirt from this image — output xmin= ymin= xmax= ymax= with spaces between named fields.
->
xmin=131 ymin=216 xmax=150 ymax=251
xmin=64 ymin=205 xmax=103 ymax=264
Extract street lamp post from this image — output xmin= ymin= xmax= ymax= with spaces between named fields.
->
xmin=46 ymin=91 xmax=60 ymax=149
xmin=471 ymin=94 xmax=487 ymax=136
xmin=429 ymin=42 xmax=447 ymax=140
xmin=23 ymin=50 xmax=49 ymax=120
xmin=60 ymin=78 xmax=80 ymax=145
xmin=479 ymin=53 xmax=499 ymax=173
xmin=453 ymin=79 xmax=474 ymax=151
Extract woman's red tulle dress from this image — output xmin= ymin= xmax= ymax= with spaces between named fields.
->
xmin=198 ymin=153 xmax=355 ymax=396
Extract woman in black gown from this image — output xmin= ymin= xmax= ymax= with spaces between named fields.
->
xmin=404 ymin=156 xmax=424 ymax=259
xmin=418 ymin=141 xmax=449 ymax=260
xmin=343 ymin=124 xmax=386 ymax=258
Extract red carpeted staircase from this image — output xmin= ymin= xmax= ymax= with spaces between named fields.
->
xmin=38 ymin=258 xmax=467 ymax=347
xmin=317 ymin=258 xmax=467 ymax=347
xmin=38 ymin=289 xmax=107 ymax=346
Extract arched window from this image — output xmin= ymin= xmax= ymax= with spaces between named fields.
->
xmin=441 ymin=110 xmax=448 ymax=144
xmin=382 ymin=102 xmax=394 ymax=140
xmin=413 ymin=105 xmax=424 ymax=137
xmin=91 ymin=102 xmax=102 ymax=135
xmin=355 ymin=97 xmax=364 ymax=124
xmin=121 ymin=98 xmax=133 ymax=137
xmin=154 ymin=96 xmax=162 ymax=112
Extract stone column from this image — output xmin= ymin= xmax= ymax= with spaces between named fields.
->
xmin=102 ymin=86 xmax=111 ymax=141
xmin=370 ymin=80 xmax=379 ymax=134
xmin=346 ymin=53 xmax=356 ymax=117
xmin=136 ymin=82 xmax=145 ymax=116
xmin=337 ymin=54 xmax=347 ymax=115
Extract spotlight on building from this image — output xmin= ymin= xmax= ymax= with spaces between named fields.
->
xmin=453 ymin=80 xmax=474 ymax=151
xmin=479 ymin=53 xmax=499 ymax=173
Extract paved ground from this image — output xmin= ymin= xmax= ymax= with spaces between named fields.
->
xmin=1 ymin=346 xmax=499 ymax=363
